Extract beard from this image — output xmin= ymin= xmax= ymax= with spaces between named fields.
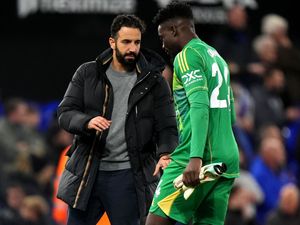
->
xmin=115 ymin=46 xmax=139 ymax=72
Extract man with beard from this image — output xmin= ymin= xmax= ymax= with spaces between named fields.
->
xmin=56 ymin=14 xmax=178 ymax=225
xmin=146 ymin=2 xmax=239 ymax=225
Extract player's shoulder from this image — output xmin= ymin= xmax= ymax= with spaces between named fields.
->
xmin=191 ymin=41 xmax=225 ymax=64
xmin=176 ymin=39 xmax=208 ymax=67
xmin=185 ymin=39 xmax=209 ymax=54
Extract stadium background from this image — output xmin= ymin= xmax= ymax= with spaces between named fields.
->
xmin=0 ymin=0 xmax=298 ymax=102
xmin=0 ymin=1 xmax=300 ymax=225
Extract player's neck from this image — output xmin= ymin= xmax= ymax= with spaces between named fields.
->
xmin=180 ymin=32 xmax=198 ymax=49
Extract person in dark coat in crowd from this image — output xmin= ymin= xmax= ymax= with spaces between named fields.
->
xmin=266 ymin=183 xmax=300 ymax=225
xmin=56 ymin=14 xmax=178 ymax=225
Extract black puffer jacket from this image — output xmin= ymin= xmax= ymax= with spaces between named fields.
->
xmin=56 ymin=48 xmax=178 ymax=222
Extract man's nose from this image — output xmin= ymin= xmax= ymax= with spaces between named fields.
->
xmin=129 ymin=43 xmax=139 ymax=52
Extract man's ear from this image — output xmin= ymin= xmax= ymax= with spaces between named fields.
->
xmin=109 ymin=37 xmax=115 ymax=50
xmin=170 ymin=25 xmax=178 ymax=37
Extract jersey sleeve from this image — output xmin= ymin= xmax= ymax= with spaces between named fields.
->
xmin=189 ymin=91 xmax=209 ymax=158
xmin=175 ymin=47 xmax=209 ymax=106
xmin=175 ymin=47 xmax=210 ymax=158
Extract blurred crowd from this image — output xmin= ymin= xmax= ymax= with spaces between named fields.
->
xmin=0 ymin=4 xmax=300 ymax=225
xmin=0 ymin=98 xmax=73 ymax=225
xmin=212 ymin=5 xmax=300 ymax=225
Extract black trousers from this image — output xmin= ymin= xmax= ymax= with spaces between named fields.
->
xmin=67 ymin=169 xmax=140 ymax=225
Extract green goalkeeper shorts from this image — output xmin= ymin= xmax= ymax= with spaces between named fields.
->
xmin=149 ymin=160 xmax=234 ymax=225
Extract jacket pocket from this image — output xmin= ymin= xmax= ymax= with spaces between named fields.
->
xmin=66 ymin=135 xmax=79 ymax=157
xmin=57 ymin=168 xmax=80 ymax=205
xmin=65 ymin=143 xmax=89 ymax=176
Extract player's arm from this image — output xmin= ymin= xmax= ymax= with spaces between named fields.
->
xmin=229 ymin=86 xmax=236 ymax=125
xmin=177 ymin=47 xmax=209 ymax=158
xmin=176 ymin=47 xmax=209 ymax=186
xmin=183 ymin=91 xmax=208 ymax=187
xmin=189 ymin=91 xmax=209 ymax=158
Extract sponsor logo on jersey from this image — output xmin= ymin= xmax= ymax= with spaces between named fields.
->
xmin=182 ymin=70 xmax=203 ymax=85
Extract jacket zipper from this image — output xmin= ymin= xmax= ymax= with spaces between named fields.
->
xmin=135 ymin=71 xmax=151 ymax=87
xmin=73 ymin=84 xmax=110 ymax=208
xmin=135 ymin=106 xmax=138 ymax=118
xmin=126 ymin=71 xmax=151 ymax=119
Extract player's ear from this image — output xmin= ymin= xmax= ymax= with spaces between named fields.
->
xmin=170 ymin=25 xmax=177 ymax=37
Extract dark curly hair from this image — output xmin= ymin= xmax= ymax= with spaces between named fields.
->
xmin=153 ymin=1 xmax=193 ymax=25
xmin=110 ymin=14 xmax=146 ymax=38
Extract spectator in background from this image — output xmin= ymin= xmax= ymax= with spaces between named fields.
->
xmin=46 ymin=115 xmax=73 ymax=166
xmin=225 ymin=185 xmax=259 ymax=225
xmin=0 ymin=177 xmax=49 ymax=225
xmin=232 ymin=81 xmax=255 ymax=134
xmin=23 ymin=103 xmax=41 ymax=130
xmin=0 ymin=98 xmax=55 ymax=210
xmin=266 ymin=183 xmax=300 ymax=225
xmin=250 ymin=136 xmax=296 ymax=224
xmin=212 ymin=4 xmax=255 ymax=83
xmin=250 ymin=34 xmax=278 ymax=77
xmin=251 ymin=67 xmax=288 ymax=131
xmin=0 ymin=98 xmax=50 ymax=174
xmin=257 ymin=121 xmax=300 ymax=182
xmin=0 ymin=181 xmax=27 ymax=225
xmin=231 ymin=81 xmax=255 ymax=164
xmin=262 ymin=14 xmax=300 ymax=105
xmin=0 ymin=98 xmax=30 ymax=172
xmin=19 ymin=195 xmax=55 ymax=225
xmin=261 ymin=14 xmax=291 ymax=48
xmin=255 ymin=123 xmax=283 ymax=152
xmin=258 ymin=123 xmax=283 ymax=141
xmin=225 ymin=149 xmax=263 ymax=225
xmin=22 ymin=104 xmax=56 ymax=199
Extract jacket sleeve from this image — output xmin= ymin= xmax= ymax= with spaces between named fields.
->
xmin=153 ymin=75 xmax=178 ymax=157
xmin=57 ymin=64 xmax=94 ymax=136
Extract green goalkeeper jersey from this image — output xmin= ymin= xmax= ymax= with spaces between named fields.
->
xmin=172 ymin=38 xmax=239 ymax=178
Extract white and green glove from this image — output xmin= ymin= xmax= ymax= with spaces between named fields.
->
xmin=173 ymin=162 xmax=227 ymax=200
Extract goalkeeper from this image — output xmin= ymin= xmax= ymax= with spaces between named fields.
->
xmin=146 ymin=2 xmax=239 ymax=225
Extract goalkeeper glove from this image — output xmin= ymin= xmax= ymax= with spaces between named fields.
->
xmin=173 ymin=162 xmax=227 ymax=199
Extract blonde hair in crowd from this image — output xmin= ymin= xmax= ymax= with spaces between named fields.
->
xmin=261 ymin=14 xmax=288 ymax=35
